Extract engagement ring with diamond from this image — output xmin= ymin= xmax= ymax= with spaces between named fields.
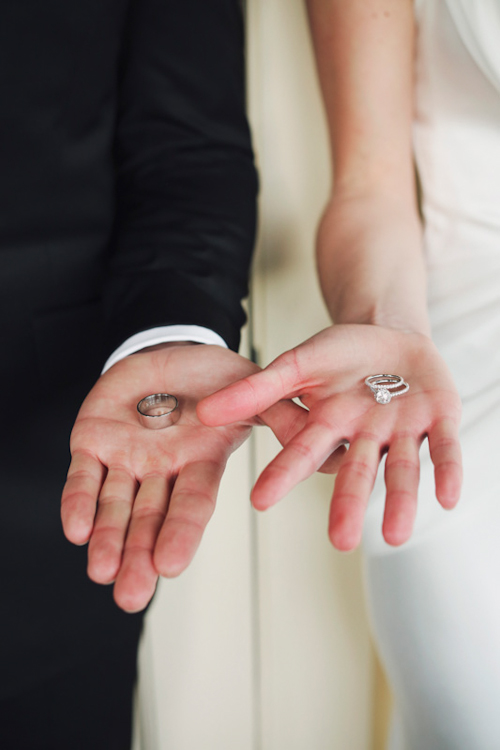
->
xmin=364 ymin=374 xmax=410 ymax=404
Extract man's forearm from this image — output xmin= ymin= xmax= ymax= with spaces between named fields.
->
xmin=104 ymin=0 xmax=257 ymax=360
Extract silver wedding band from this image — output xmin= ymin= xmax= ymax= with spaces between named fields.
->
xmin=137 ymin=394 xmax=180 ymax=429
xmin=365 ymin=374 xmax=410 ymax=404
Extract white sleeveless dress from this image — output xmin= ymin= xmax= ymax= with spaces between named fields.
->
xmin=362 ymin=2 xmax=500 ymax=748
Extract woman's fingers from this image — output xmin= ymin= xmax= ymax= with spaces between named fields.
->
xmin=259 ymin=399 xmax=346 ymax=472
xmin=251 ymin=420 xmax=343 ymax=510
xmin=428 ymin=418 xmax=462 ymax=509
xmin=259 ymin=398 xmax=309 ymax=443
xmin=113 ymin=474 xmax=170 ymax=612
xmin=318 ymin=444 xmax=348 ymax=474
xmin=61 ymin=451 xmax=106 ymax=545
xmin=329 ymin=435 xmax=380 ymax=551
xmin=197 ymin=352 xmax=300 ymax=426
xmin=87 ymin=468 xmax=138 ymax=584
xmin=153 ymin=460 xmax=224 ymax=578
xmin=382 ymin=435 xmax=421 ymax=546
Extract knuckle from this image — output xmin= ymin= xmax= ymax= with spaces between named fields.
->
xmin=94 ymin=522 xmax=123 ymax=535
xmin=435 ymin=458 xmax=462 ymax=472
xmin=333 ymin=491 xmax=365 ymax=510
xmin=66 ymin=469 xmax=95 ymax=483
xmin=385 ymin=458 xmax=419 ymax=473
xmin=132 ymin=507 xmax=166 ymax=522
xmin=108 ymin=466 xmax=137 ymax=483
xmin=242 ymin=377 xmax=263 ymax=412
xmin=385 ymin=488 xmax=416 ymax=503
xmin=166 ymin=516 xmax=205 ymax=533
xmin=289 ymin=440 xmax=314 ymax=461
xmin=355 ymin=431 xmax=380 ymax=444
xmin=263 ymin=462 xmax=290 ymax=482
xmin=174 ymin=487 xmax=215 ymax=508
xmin=338 ymin=458 xmax=376 ymax=482
xmin=61 ymin=490 xmax=92 ymax=507
xmin=392 ymin=430 xmax=415 ymax=440
xmin=140 ymin=472 xmax=167 ymax=483
xmin=432 ymin=436 xmax=458 ymax=451
xmin=97 ymin=495 xmax=132 ymax=508
xmin=123 ymin=542 xmax=152 ymax=555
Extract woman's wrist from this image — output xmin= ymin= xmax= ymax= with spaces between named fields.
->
xmin=332 ymin=305 xmax=431 ymax=337
xmin=316 ymin=190 xmax=431 ymax=336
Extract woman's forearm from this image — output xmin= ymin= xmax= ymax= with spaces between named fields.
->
xmin=306 ymin=0 xmax=430 ymax=334
xmin=316 ymin=193 xmax=430 ymax=336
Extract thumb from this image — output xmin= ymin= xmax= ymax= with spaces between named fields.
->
xmin=197 ymin=353 xmax=298 ymax=426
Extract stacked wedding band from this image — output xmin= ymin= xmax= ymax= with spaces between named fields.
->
xmin=137 ymin=393 xmax=180 ymax=428
xmin=365 ymin=374 xmax=410 ymax=404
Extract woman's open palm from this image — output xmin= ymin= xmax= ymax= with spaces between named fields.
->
xmin=198 ymin=325 xmax=463 ymax=550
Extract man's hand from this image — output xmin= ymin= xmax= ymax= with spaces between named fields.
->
xmin=61 ymin=343 xmax=302 ymax=613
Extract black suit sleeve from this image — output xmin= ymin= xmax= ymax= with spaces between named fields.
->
xmin=103 ymin=0 xmax=258 ymax=354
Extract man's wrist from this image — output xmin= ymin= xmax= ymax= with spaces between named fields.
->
xmin=102 ymin=325 xmax=228 ymax=374
xmin=138 ymin=341 xmax=197 ymax=353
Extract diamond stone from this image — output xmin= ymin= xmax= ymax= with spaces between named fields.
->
xmin=375 ymin=388 xmax=392 ymax=404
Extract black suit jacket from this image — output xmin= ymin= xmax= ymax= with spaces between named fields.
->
xmin=0 ymin=0 xmax=257 ymax=698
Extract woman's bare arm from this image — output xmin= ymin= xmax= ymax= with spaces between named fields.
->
xmin=198 ymin=1 xmax=463 ymax=549
xmin=306 ymin=0 xmax=429 ymax=335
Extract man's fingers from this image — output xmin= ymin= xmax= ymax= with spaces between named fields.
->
xmin=197 ymin=354 xmax=299 ymax=426
xmin=329 ymin=435 xmax=380 ymax=551
xmin=87 ymin=468 xmax=138 ymax=584
xmin=113 ymin=474 xmax=169 ymax=613
xmin=154 ymin=460 xmax=224 ymax=578
xmin=251 ymin=421 xmax=341 ymax=511
xmin=429 ymin=418 xmax=462 ymax=509
xmin=382 ymin=436 xmax=420 ymax=546
xmin=61 ymin=451 xmax=106 ymax=545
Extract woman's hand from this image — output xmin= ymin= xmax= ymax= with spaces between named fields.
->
xmin=198 ymin=325 xmax=462 ymax=551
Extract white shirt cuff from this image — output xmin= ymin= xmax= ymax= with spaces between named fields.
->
xmin=102 ymin=325 xmax=228 ymax=374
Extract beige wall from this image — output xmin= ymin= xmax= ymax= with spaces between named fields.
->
xmin=134 ymin=1 xmax=390 ymax=748
xmin=247 ymin=1 xmax=376 ymax=747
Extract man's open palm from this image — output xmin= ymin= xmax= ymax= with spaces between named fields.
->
xmin=61 ymin=343 xmax=299 ymax=613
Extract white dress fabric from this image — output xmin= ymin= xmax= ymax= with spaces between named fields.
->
xmin=362 ymin=2 xmax=500 ymax=748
